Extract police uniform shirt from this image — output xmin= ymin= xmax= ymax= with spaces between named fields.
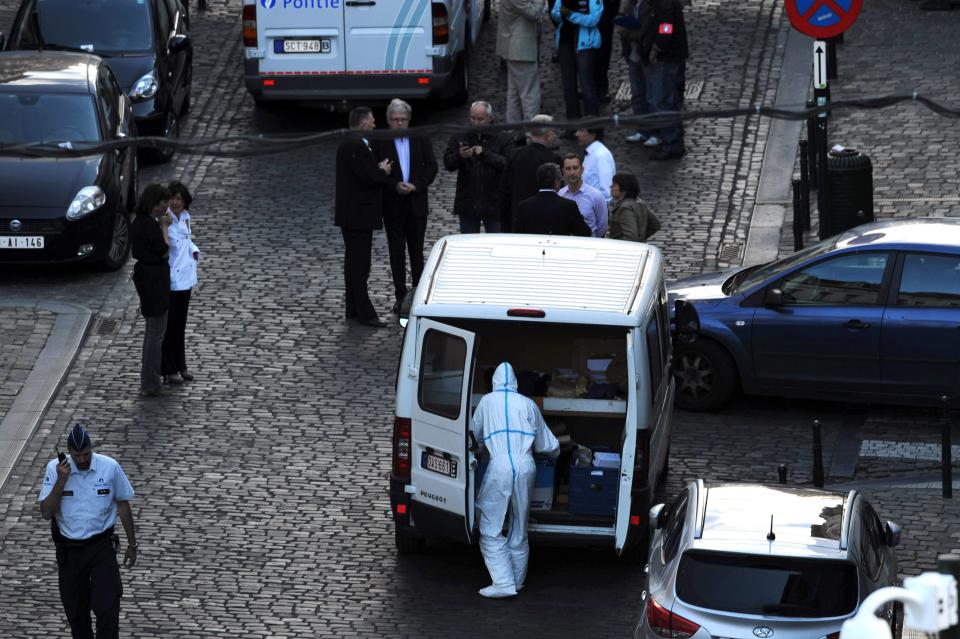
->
xmin=38 ymin=453 xmax=134 ymax=540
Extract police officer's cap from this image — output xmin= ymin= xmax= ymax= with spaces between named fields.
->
xmin=67 ymin=423 xmax=92 ymax=451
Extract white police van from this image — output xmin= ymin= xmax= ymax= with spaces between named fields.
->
xmin=388 ymin=235 xmax=697 ymax=559
xmin=241 ymin=0 xmax=486 ymax=108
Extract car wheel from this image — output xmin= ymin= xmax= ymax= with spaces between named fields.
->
xmin=153 ymin=109 xmax=178 ymax=163
xmin=395 ymin=528 xmax=425 ymax=554
xmin=99 ymin=210 xmax=130 ymax=271
xmin=674 ymin=340 xmax=737 ymax=412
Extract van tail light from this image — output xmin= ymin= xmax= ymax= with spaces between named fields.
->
xmin=646 ymin=595 xmax=700 ymax=639
xmin=393 ymin=417 xmax=412 ymax=480
xmin=431 ymin=3 xmax=449 ymax=44
xmin=242 ymin=4 xmax=257 ymax=47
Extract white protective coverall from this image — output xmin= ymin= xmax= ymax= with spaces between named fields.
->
xmin=471 ymin=362 xmax=560 ymax=598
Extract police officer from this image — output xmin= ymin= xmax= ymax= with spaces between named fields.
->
xmin=39 ymin=424 xmax=137 ymax=639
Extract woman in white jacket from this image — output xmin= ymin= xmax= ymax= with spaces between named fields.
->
xmin=161 ymin=182 xmax=200 ymax=384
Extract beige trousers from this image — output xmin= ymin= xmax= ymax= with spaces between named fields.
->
xmin=505 ymin=60 xmax=541 ymax=124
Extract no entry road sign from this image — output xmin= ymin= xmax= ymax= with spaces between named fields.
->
xmin=786 ymin=0 xmax=864 ymax=39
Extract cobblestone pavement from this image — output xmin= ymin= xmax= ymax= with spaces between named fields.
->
xmin=0 ymin=308 xmax=54 ymax=418
xmin=1 ymin=0 xmax=960 ymax=637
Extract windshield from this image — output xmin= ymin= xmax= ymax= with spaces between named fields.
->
xmin=0 ymin=93 xmax=101 ymax=145
xmin=730 ymin=237 xmax=837 ymax=293
xmin=24 ymin=0 xmax=153 ymax=54
xmin=676 ymin=551 xmax=858 ymax=618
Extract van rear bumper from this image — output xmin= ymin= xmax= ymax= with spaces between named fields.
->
xmin=244 ymin=56 xmax=456 ymax=107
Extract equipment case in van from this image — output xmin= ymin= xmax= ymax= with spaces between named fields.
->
xmin=568 ymin=463 xmax=618 ymax=516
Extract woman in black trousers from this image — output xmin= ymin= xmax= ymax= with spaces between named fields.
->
xmin=161 ymin=182 xmax=200 ymax=384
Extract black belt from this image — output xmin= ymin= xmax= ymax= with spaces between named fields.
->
xmin=54 ymin=527 xmax=115 ymax=548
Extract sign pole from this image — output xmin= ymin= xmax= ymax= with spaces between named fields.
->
xmin=813 ymin=40 xmax=831 ymax=239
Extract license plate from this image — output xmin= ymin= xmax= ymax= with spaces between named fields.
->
xmin=276 ymin=39 xmax=331 ymax=54
xmin=422 ymin=451 xmax=457 ymax=478
xmin=0 ymin=236 xmax=44 ymax=249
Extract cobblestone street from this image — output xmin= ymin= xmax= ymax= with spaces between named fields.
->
xmin=1 ymin=0 xmax=959 ymax=636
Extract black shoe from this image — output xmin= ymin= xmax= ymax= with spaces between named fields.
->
xmin=163 ymin=373 xmax=184 ymax=385
xmin=358 ymin=317 xmax=388 ymax=328
xmin=179 ymin=370 xmax=195 ymax=382
xmin=140 ymin=387 xmax=165 ymax=397
xmin=391 ymin=301 xmax=402 ymax=315
xmin=650 ymin=148 xmax=686 ymax=161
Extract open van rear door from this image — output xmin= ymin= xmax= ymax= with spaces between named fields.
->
xmin=615 ymin=330 xmax=640 ymax=552
xmin=409 ymin=319 xmax=477 ymax=544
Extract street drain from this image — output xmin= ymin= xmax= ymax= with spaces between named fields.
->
xmin=684 ymin=81 xmax=703 ymax=101
xmin=719 ymin=243 xmax=742 ymax=263
xmin=93 ymin=317 xmax=121 ymax=336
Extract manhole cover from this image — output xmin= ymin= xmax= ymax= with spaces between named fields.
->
xmin=93 ymin=317 xmax=121 ymax=336
xmin=684 ymin=81 xmax=703 ymax=101
xmin=719 ymin=243 xmax=742 ymax=263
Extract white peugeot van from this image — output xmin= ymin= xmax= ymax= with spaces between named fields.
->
xmin=389 ymin=235 xmax=695 ymax=560
xmin=241 ymin=0 xmax=485 ymax=107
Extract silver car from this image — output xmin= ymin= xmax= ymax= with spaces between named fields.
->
xmin=637 ymin=481 xmax=901 ymax=639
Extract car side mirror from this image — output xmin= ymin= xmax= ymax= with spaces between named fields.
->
xmin=168 ymin=34 xmax=191 ymax=55
xmin=763 ymin=287 xmax=784 ymax=308
xmin=650 ymin=503 xmax=667 ymax=529
xmin=398 ymin=289 xmax=415 ymax=328
xmin=673 ymin=299 xmax=700 ymax=344
xmin=884 ymin=521 xmax=901 ymax=547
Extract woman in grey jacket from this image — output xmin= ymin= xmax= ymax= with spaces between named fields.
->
xmin=607 ymin=172 xmax=656 ymax=241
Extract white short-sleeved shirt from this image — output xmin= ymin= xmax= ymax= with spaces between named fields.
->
xmin=167 ymin=209 xmax=200 ymax=292
xmin=38 ymin=453 xmax=134 ymax=540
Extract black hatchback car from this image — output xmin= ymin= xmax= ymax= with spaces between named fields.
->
xmin=0 ymin=52 xmax=138 ymax=269
xmin=2 ymin=0 xmax=192 ymax=162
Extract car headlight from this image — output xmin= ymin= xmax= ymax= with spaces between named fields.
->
xmin=66 ymin=186 xmax=106 ymax=221
xmin=130 ymin=71 xmax=158 ymax=100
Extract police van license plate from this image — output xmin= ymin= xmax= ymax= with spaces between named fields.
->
xmin=422 ymin=451 xmax=457 ymax=478
xmin=276 ymin=39 xmax=331 ymax=54
xmin=0 ymin=236 xmax=44 ymax=249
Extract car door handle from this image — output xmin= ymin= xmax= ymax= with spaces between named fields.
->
xmin=845 ymin=319 xmax=871 ymax=330
xmin=345 ymin=1 xmax=376 ymax=5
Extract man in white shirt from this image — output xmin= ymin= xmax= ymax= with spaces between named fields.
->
xmin=576 ymin=128 xmax=617 ymax=202
xmin=558 ymin=153 xmax=608 ymax=237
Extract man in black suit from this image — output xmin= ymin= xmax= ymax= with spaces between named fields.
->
xmin=499 ymin=114 xmax=562 ymax=232
xmin=335 ymin=106 xmax=395 ymax=328
xmin=374 ymin=99 xmax=439 ymax=314
xmin=514 ymin=163 xmax=592 ymax=236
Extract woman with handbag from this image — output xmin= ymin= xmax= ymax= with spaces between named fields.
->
xmin=606 ymin=172 xmax=660 ymax=242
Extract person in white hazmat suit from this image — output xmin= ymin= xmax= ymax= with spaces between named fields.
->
xmin=471 ymin=362 xmax=560 ymax=598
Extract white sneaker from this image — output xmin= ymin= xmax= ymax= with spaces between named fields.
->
xmin=625 ymin=131 xmax=647 ymax=144
xmin=479 ymin=584 xmax=518 ymax=598
xmin=643 ymin=136 xmax=662 ymax=148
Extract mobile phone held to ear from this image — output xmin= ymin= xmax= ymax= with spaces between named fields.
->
xmin=57 ymin=449 xmax=66 ymax=464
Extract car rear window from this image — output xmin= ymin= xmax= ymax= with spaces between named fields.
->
xmin=0 ymin=94 xmax=101 ymax=145
xmin=675 ymin=551 xmax=858 ymax=618
xmin=33 ymin=0 xmax=153 ymax=54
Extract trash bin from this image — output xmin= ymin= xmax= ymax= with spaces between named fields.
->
xmin=820 ymin=148 xmax=874 ymax=239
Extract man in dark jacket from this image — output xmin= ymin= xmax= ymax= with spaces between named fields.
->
xmin=443 ymin=101 xmax=511 ymax=234
xmin=642 ymin=0 xmax=689 ymax=160
xmin=500 ymin=114 xmax=562 ymax=232
xmin=514 ymin=163 xmax=592 ymax=236
xmin=373 ymin=99 xmax=439 ymax=314
xmin=335 ymin=106 xmax=395 ymax=328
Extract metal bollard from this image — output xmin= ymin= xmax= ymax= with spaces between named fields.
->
xmin=778 ymin=464 xmax=788 ymax=484
xmin=792 ymin=180 xmax=804 ymax=251
xmin=938 ymin=554 xmax=960 ymax=639
xmin=942 ymin=396 xmax=953 ymax=499
xmin=812 ymin=419 xmax=824 ymax=488
xmin=806 ymin=100 xmax=818 ymax=188
xmin=799 ymin=139 xmax=811 ymax=231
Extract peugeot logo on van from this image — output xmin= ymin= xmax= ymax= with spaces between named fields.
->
xmin=752 ymin=627 xmax=774 ymax=638
xmin=9 ymin=219 xmax=22 ymax=232
xmin=260 ymin=0 xmax=276 ymax=8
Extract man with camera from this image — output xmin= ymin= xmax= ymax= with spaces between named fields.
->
xmin=442 ymin=101 xmax=512 ymax=234
xmin=39 ymin=424 xmax=137 ymax=639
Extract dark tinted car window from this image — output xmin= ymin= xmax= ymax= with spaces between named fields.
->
xmin=676 ymin=551 xmax=859 ymax=618
xmin=0 ymin=93 xmax=100 ymax=145
xmin=780 ymin=253 xmax=890 ymax=306
xmin=20 ymin=0 xmax=154 ymax=54
xmin=662 ymin=489 xmax=688 ymax=563
xmin=897 ymin=253 xmax=960 ymax=308
xmin=645 ymin=317 xmax=662 ymax=404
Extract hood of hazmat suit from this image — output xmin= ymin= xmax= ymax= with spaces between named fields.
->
xmin=471 ymin=362 xmax=560 ymax=598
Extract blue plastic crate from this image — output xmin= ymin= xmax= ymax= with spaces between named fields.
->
xmin=568 ymin=463 xmax=618 ymax=516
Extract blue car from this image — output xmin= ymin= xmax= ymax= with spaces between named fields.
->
xmin=668 ymin=218 xmax=960 ymax=411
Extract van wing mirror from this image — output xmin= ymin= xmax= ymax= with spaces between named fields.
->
xmin=884 ymin=521 xmax=901 ymax=547
xmin=650 ymin=503 xmax=667 ymax=529
xmin=673 ymin=300 xmax=700 ymax=345
xmin=763 ymin=287 xmax=784 ymax=308
xmin=398 ymin=289 xmax=416 ymax=328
